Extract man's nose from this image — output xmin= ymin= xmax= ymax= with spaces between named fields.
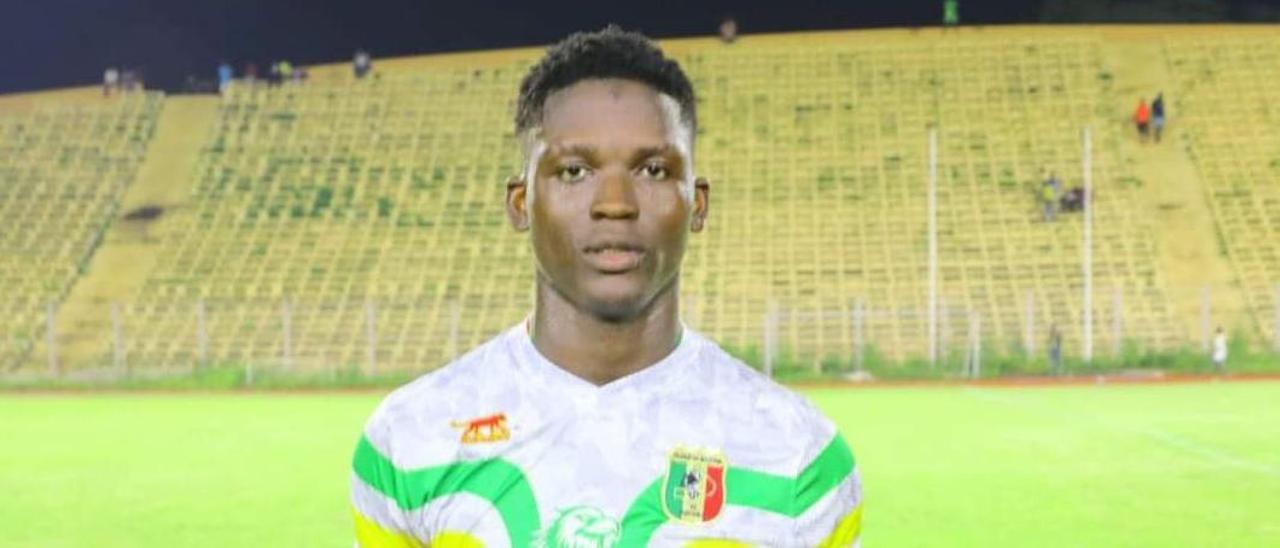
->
xmin=590 ymin=169 xmax=639 ymax=220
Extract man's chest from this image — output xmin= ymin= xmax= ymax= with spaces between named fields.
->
xmin=406 ymin=405 xmax=795 ymax=546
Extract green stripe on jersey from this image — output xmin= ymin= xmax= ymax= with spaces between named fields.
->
xmin=620 ymin=433 xmax=856 ymax=544
xmin=728 ymin=432 xmax=858 ymax=516
xmin=351 ymin=435 xmax=540 ymax=546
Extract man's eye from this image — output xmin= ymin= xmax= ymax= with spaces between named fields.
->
xmin=556 ymin=165 xmax=590 ymax=183
xmin=640 ymin=164 xmax=668 ymax=180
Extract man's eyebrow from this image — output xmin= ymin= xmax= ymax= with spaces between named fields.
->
xmin=547 ymin=143 xmax=599 ymax=159
xmin=543 ymin=143 xmax=680 ymax=164
xmin=629 ymin=145 xmax=677 ymax=163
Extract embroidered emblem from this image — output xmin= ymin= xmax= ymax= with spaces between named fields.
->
xmin=450 ymin=412 xmax=511 ymax=444
xmin=661 ymin=446 xmax=727 ymax=524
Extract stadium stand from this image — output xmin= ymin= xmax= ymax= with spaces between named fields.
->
xmin=1164 ymin=37 xmax=1280 ymax=348
xmin=0 ymin=93 xmax=163 ymax=370
xmin=39 ymin=29 xmax=1280 ymax=378
xmin=106 ymin=70 xmax=534 ymax=372
xmin=682 ymin=37 xmax=1180 ymax=364
xmin=45 ymin=32 xmax=1180 ymax=375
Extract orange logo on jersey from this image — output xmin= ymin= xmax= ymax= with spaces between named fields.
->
xmin=450 ymin=413 xmax=511 ymax=444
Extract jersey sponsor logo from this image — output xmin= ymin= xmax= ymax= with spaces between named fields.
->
xmin=450 ymin=412 xmax=511 ymax=444
xmin=536 ymin=505 xmax=621 ymax=548
xmin=662 ymin=446 xmax=727 ymax=524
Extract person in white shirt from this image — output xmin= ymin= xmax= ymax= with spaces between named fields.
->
xmin=103 ymin=67 xmax=119 ymax=97
xmin=350 ymin=26 xmax=862 ymax=547
xmin=1212 ymin=326 xmax=1228 ymax=374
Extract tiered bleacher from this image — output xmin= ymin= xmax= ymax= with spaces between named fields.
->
xmin=683 ymin=37 xmax=1178 ymax=363
xmin=92 ymin=34 xmax=1180 ymax=374
xmin=0 ymin=93 xmax=163 ymax=370
xmin=117 ymin=71 xmax=532 ymax=372
xmin=1165 ymin=37 xmax=1280 ymax=344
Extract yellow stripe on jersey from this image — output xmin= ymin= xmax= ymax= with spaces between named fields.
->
xmin=681 ymin=504 xmax=861 ymax=548
xmin=818 ymin=504 xmax=863 ymax=547
xmin=428 ymin=531 xmax=485 ymax=547
xmin=352 ymin=506 xmax=424 ymax=548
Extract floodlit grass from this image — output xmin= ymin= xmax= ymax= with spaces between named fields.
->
xmin=1 ymin=381 xmax=1277 ymax=546
xmin=810 ymin=381 xmax=1280 ymax=547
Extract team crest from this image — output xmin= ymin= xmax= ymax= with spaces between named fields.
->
xmin=450 ymin=412 xmax=510 ymax=444
xmin=661 ymin=446 xmax=727 ymax=524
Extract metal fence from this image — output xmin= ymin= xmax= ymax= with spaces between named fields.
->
xmin=4 ymin=282 xmax=1278 ymax=384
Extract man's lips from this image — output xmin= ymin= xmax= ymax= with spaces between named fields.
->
xmin=582 ymin=243 xmax=645 ymax=273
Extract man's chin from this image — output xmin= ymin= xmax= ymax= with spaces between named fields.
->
xmin=576 ymin=279 xmax=655 ymax=322
xmin=583 ymin=294 xmax=648 ymax=323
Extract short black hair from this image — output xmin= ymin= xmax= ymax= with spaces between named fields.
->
xmin=515 ymin=26 xmax=697 ymax=136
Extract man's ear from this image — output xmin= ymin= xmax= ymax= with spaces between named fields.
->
xmin=505 ymin=176 xmax=529 ymax=232
xmin=690 ymin=177 xmax=710 ymax=232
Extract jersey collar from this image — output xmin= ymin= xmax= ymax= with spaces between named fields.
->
xmin=509 ymin=318 xmax=701 ymax=400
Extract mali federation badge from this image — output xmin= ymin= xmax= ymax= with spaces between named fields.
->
xmin=661 ymin=446 xmax=727 ymax=524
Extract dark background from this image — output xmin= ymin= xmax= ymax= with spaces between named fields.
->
xmin=1 ymin=0 xmax=1278 ymax=94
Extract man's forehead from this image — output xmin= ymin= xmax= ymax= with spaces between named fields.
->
xmin=543 ymin=78 xmax=663 ymax=109
xmin=534 ymin=79 xmax=691 ymax=154
xmin=543 ymin=80 xmax=680 ymax=126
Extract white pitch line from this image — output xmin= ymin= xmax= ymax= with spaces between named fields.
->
xmin=964 ymin=387 xmax=1280 ymax=478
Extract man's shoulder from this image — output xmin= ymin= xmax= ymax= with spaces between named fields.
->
xmin=362 ymin=326 xmax=518 ymax=446
xmin=694 ymin=336 xmax=840 ymax=449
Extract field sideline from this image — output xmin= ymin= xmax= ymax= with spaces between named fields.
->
xmin=1 ymin=380 xmax=1277 ymax=547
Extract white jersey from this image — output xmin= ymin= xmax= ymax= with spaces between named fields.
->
xmin=1212 ymin=334 xmax=1228 ymax=363
xmin=351 ymin=322 xmax=862 ymax=547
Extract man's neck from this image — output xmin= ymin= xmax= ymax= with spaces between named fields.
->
xmin=530 ymin=280 xmax=682 ymax=386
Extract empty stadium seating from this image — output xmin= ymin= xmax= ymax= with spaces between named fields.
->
xmin=73 ymin=34 xmax=1183 ymax=374
xmin=0 ymin=93 xmax=162 ymax=370
xmin=683 ymin=37 xmax=1180 ymax=363
xmin=1164 ymin=37 xmax=1280 ymax=346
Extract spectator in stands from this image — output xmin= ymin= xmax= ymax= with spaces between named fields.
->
xmin=103 ymin=67 xmax=119 ymax=97
xmin=1211 ymin=326 xmax=1228 ymax=374
xmin=278 ymin=60 xmax=294 ymax=85
xmin=354 ymin=48 xmax=372 ymax=78
xmin=1041 ymin=170 xmax=1061 ymax=221
xmin=943 ymin=0 xmax=960 ymax=26
xmin=121 ymin=68 xmax=140 ymax=93
xmin=719 ymin=16 xmax=738 ymax=44
xmin=267 ymin=61 xmax=282 ymax=87
xmin=217 ymin=60 xmax=234 ymax=94
xmin=1048 ymin=324 xmax=1063 ymax=375
xmin=1060 ymin=186 xmax=1086 ymax=212
xmin=1133 ymin=98 xmax=1150 ymax=142
xmin=1151 ymin=93 xmax=1166 ymax=143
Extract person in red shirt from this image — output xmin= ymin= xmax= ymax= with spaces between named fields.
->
xmin=1133 ymin=98 xmax=1151 ymax=143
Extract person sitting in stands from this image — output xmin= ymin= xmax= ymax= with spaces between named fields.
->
xmin=354 ymin=48 xmax=372 ymax=78
xmin=719 ymin=16 xmax=738 ymax=44
xmin=1060 ymin=186 xmax=1086 ymax=212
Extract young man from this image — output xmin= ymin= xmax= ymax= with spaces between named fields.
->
xmin=1211 ymin=326 xmax=1228 ymax=374
xmin=350 ymin=27 xmax=862 ymax=547
xmin=1151 ymin=93 xmax=1166 ymax=144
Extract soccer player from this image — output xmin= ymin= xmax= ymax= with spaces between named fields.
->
xmin=350 ymin=26 xmax=862 ymax=547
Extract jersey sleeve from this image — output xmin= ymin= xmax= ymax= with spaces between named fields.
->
xmin=350 ymin=413 xmax=427 ymax=548
xmin=792 ymin=432 xmax=863 ymax=547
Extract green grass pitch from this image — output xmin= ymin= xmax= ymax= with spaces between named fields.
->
xmin=1 ymin=381 xmax=1277 ymax=546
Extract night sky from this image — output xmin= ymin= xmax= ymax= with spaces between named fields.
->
xmin=1 ymin=0 xmax=1046 ymax=94
xmin=5 ymin=1 xmax=1279 ymax=94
